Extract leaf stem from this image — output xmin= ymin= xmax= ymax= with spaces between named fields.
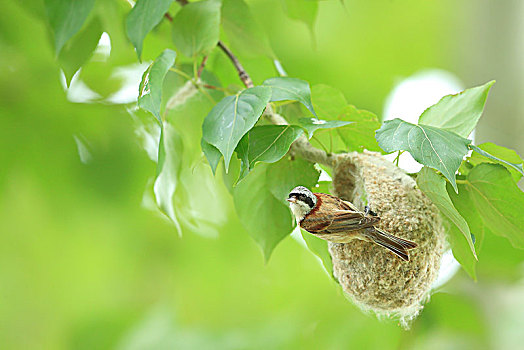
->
xmin=196 ymin=85 xmax=216 ymax=104
xmin=193 ymin=59 xmax=198 ymax=80
xmin=394 ymin=150 xmax=404 ymax=166
xmin=197 ymin=55 xmax=208 ymax=78
xmin=169 ymin=67 xmax=193 ymax=81
xmin=202 ymin=84 xmax=228 ymax=92
xmin=312 ymin=135 xmax=330 ymax=155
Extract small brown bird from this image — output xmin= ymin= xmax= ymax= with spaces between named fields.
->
xmin=287 ymin=186 xmax=418 ymax=261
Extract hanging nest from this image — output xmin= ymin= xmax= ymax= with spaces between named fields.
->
xmin=329 ymin=151 xmax=446 ymax=326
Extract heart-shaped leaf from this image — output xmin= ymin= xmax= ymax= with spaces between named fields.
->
xmin=464 ymin=164 xmax=524 ymax=249
xmin=282 ymin=0 xmax=317 ymax=39
xmin=45 ymin=0 xmax=96 ymax=55
xmin=233 ymin=163 xmax=294 ymax=261
xmin=202 ymin=86 xmax=271 ymax=171
xmin=376 ymin=118 xmax=471 ymax=192
xmin=262 ymin=77 xmax=317 ymax=116
xmin=418 ymin=81 xmax=495 ymax=138
xmin=311 ymin=84 xmax=347 ymax=120
xmin=138 ymin=49 xmax=177 ymax=124
xmin=58 ymin=16 xmax=102 ymax=86
xmin=417 ymin=167 xmax=477 ymax=275
xmin=266 ymin=157 xmax=320 ymax=205
xmin=171 ymin=0 xmax=221 ymax=57
xmin=247 ymin=125 xmax=303 ymax=168
xmin=221 ymin=0 xmax=274 ymax=58
xmin=126 ymin=0 xmax=174 ymax=60
xmin=298 ymin=118 xmax=352 ymax=139
xmin=338 ymin=105 xmax=382 ymax=152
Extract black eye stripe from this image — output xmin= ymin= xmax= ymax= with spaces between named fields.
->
xmin=288 ymin=191 xmax=315 ymax=208
xmin=299 ymin=194 xmax=315 ymax=208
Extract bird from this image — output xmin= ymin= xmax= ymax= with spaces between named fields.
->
xmin=286 ymin=186 xmax=418 ymax=261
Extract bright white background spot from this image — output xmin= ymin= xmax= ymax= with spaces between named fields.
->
xmin=93 ymin=32 xmax=111 ymax=61
xmin=106 ymin=63 xmax=151 ymax=104
xmin=60 ymin=69 xmax=101 ymax=103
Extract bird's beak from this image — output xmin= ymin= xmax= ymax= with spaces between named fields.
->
xmin=286 ymin=198 xmax=296 ymax=203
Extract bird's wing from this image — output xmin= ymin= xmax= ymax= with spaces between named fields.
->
xmin=301 ymin=209 xmax=380 ymax=234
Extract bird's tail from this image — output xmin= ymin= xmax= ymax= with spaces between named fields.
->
xmin=363 ymin=227 xmax=418 ymax=261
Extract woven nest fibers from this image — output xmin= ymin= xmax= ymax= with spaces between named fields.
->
xmin=329 ymin=151 xmax=446 ymax=326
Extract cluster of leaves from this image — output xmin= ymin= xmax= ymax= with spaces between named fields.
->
xmin=42 ymin=0 xmax=524 ymax=278
xmin=376 ymin=81 xmax=524 ymax=279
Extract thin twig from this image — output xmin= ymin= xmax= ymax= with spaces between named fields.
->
xmin=164 ymin=12 xmax=173 ymax=22
xmin=197 ymin=56 xmax=208 ymax=78
xmin=217 ymin=41 xmax=254 ymax=88
xmin=202 ymin=83 xmax=228 ymax=92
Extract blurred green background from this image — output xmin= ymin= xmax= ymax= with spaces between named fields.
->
xmin=1 ymin=0 xmax=523 ymax=349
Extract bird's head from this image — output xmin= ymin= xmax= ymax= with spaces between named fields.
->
xmin=287 ymin=186 xmax=317 ymax=221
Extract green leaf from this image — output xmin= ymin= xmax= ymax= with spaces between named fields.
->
xmin=311 ymin=84 xmax=347 ymax=120
xmin=45 ymin=0 xmax=96 ymax=55
xmin=337 ymin=105 xmax=382 ymax=152
xmin=464 ymin=164 xmax=524 ymax=249
xmin=298 ymin=118 xmax=352 ymax=139
xmin=300 ymin=230 xmax=334 ymax=278
xmin=235 ymin=133 xmax=250 ymax=182
xmin=247 ymin=125 xmax=303 ymax=168
xmin=125 ymin=0 xmax=175 ymax=60
xmin=418 ymin=81 xmax=495 ymax=138
xmin=201 ymin=138 xmax=221 ymax=175
xmin=444 ymin=218 xmax=477 ymax=280
xmin=233 ymin=164 xmax=294 ymax=261
xmin=221 ymin=156 xmax=241 ymax=194
xmin=266 ymin=157 xmax=320 ymax=205
xmin=58 ymin=16 xmax=102 ymax=86
xmin=171 ymin=0 xmax=221 ymax=57
xmin=448 ymin=182 xmax=524 ymax=280
xmin=376 ymin=118 xmax=471 ymax=192
xmin=314 ymin=181 xmax=332 ymax=194
xmin=154 ymin=124 xmax=184 ymax=234
xmin=138 ymin=49 xmax=177 ymax=124
xmin=417 ymin=167 xmax=477 ymax=278
xmin=447 ymin=182 xmax=488 ymax=251
xmin=221 ymin=0 xmax=274 ymax=58
xmin=262 ymin=77 xmax=317 ymax=116
xmin=202 ymin=86 xmax=271 ymax=171
xmin=281 ymin=0 xmax=317 ymax=35
xmin=468 ymin=143 xmax=523 ymax=181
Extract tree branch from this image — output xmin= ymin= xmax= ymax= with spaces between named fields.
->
xmin=167 ymin=0 xmax=334 ymax=168
xmin=216 ymin=41 xmax=254 ymax=89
